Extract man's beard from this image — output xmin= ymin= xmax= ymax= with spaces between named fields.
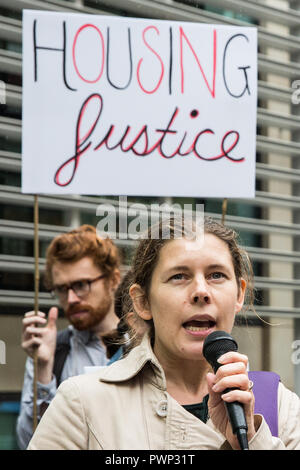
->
xmin=64 ymin=296 xmax=112 ymax=331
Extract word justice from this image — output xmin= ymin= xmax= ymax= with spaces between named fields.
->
xmin=33 ymin=20 xmax=252 ymax=98
xmin=54 ymin=93 xmax=244 ymax=187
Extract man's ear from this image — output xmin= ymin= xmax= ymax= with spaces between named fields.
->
xmin=110 ymin=269 xmax=121 ymax=291
xmin=129 ymin=283 xmax=152 ymax=321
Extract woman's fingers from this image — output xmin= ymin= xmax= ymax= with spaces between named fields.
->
xmin=207 ymin=350 xmax=249 ymax=383
xmin=218 ymin=351 xmax=248 ymax=366
xmin=208 ymin=351 xmax=253 ymax=404
xmin=207 ymin=352 xmax=256 ymax=447
xmin=212 ymin=373 xmax=250 ymax=393
xmin=221 ymin=389 xmax=253 ymax=404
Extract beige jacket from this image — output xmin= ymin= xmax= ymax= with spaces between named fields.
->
xmin=28 ymin=334 xmax=300 ymax=450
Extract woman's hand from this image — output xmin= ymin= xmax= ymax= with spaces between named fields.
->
xmin=206 ymin=351 xmax=256 ymax=450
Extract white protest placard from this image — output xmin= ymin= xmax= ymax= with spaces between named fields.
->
xmin=22 ymin=10 xmax=257 ymax=198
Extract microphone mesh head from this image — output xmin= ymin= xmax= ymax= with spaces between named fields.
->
xmin=203 ymin=331 xmax=238 ymax=371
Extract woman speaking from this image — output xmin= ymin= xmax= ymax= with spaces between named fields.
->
xmin=27 ymin=217 xmax=300 ymax=450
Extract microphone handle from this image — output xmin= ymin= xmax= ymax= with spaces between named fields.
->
xmin=223 ymin=387 xmax=249 ymax=450
xmin=208 ymin=354 xmax=249 ymax=449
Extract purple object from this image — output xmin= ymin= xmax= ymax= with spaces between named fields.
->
xmin=248 ymin=371 xmax=280 ymax=437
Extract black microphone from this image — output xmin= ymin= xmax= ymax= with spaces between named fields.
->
xmin=203 ymin=330 xmax=249 ymax=450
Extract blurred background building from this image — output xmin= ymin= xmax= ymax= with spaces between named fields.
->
xmin=0 ymin=0 xmax=299 ymax=449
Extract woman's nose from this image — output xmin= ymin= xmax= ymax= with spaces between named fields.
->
xmin=190 ymin=277 xmax=211 ymax=304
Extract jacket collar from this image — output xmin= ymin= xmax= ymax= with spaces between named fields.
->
xmin=98 ymin=332 xmax=167 ymax=390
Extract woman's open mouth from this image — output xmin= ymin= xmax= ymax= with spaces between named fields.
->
xmin=182 ymin=317 xmax=216 ymax=336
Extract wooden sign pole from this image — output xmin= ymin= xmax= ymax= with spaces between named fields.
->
xmin=33 ymin=194 xmax=39 ymax=432
xmin=221 ymin=198 xmax=228 ymax=225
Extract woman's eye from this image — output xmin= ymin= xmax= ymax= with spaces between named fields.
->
xmin=170 ymin=273 xmax=186 ymax=281
xmin=209 ymin=272 xmax=225 ymax=280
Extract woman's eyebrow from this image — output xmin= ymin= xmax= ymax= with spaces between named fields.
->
xmin=165 ymin=265 xmax=190 ymax=273
xmin=207 ymin=264 xmax=228 ymax=270
xmin=164 ymin=262 xmax=232 ymax=276
xmin=207 ymin=263 xmax=233 ymax=273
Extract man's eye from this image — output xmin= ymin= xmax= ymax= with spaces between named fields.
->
xmin=56 ymin=285 xmax=67 ymax=294
xmin=73 ymin=281 xmax=87 ymax=290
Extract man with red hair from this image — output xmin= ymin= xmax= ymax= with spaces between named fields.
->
xmin=16 ymin=225 xmax=121 ymax=449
